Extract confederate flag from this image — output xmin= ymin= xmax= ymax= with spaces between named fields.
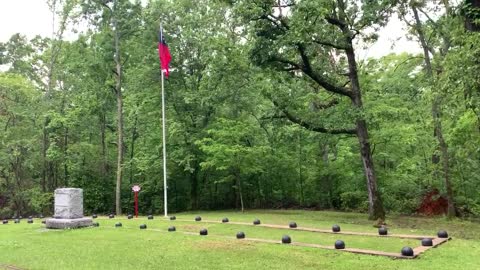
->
xmin=158 ymin=29 xmax=172 ymax=77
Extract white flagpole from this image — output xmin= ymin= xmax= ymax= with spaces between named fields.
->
xmin=160 ymin=23 xmax=168 ymax=217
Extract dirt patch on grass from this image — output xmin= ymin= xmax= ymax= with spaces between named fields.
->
xmin=192 ymin=240 xmax=254 ymax=251
xmin=0 ymin=264 xmax=25 ymax=270
xmin=180 ymin=224 xmax=204 ymax=231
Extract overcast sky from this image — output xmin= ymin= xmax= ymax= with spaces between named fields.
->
xmin=0 ymin=0 xmax=53 ymax=41
xmin=0 ymin=0 xmax=421 ymax=59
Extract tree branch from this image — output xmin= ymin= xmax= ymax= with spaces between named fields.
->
xmin=95 ymin=0 xmax=112 ymax=13
xmin=270 ymin=56 xmax=302 ymax=69
xmin=325 ymin=16 xmax=347 ymax=29
xmin=283 ymin=67 xmax=301 ymax=72
xmin=272 ymin=100 xmax=356 ymax=135
xmin=260 ymin=14 xmax=290 ymax=30
xmin=312 ymin=39 xmax=348 ymax=50
xmin=270 ymin=51 xmax=352 ymax=98
xmin=312 ymin=99 xmax=339 ymax=110
xmin=297 ymin=44 xmax=352 ymax=98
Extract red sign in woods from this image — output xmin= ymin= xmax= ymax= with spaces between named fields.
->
xmin=132 ymin=185 xmax=141 ymax=218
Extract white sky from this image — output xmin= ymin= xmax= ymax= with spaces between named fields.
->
xmin=359 ymin=16 xmax=422 ymax=59
xmin=0 ymin=0 xmax=53 ymax=41
xmin=0 ymin=0 xmax=421 ymax=59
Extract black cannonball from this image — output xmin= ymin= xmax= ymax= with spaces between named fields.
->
xmin=42 ymin=220 xmax=46 ymax=224
xmin=437 ymin=230 xmax=448 ymax=238
xmin=2 ymin=220 xmax=8 ymax=224
xmin=334 ymin=240 xmax=345 ymax=249
xmin=27 ymin=219 xmax=33 ymax=224
xmin=236 ymin=232 xmax=245 ymax=239
xmin=148 ymin=215 xmax=154 ymax=220
xmin=222 ymin=217 xmax=229 ymax=223
xmin=281 ymin=235 xmax=292 ymax=244
xmin=253 ymin=219 xmax=261 ymax=225
xmin=169 ymin=216 xmax=176 ymax=220
xmin=168 ymin=226 xmax=176 ymax=232
xmin=115 ymin=222 xmax=122 ymax=227
xmin=93 ymin=222 xmax=100 ymax=227
xmin=92 ymin=214 xmax=97 ymax=219
xmin=199 ymin=228 xmax=208 ymax=236
xmin=421 ymin=238 xmax=433 ymax=246
xmin=289 ymin=222 xmax=297 ymax=228
xmin=14 ymin=219 xmax=20 ymax=224
xmin=378 ymin=227 xmax=388 ymax=236
xmin=401 ymin=246 xmax=414 ymax=256
xmin=127 ymin=214 xmax=133 ymax=219
xmin=195 ymin=216 xmax=202 ymax=222
xmin=109 ymin=214 xmax=115 ymax=219
xmin=332 ymin=224 xmax=341 ymax=233
xmin=139 ymin=224 xmax=147 ymax=229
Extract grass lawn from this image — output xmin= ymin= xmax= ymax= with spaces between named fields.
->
xmin=0 ymin=210 xmax=479 ymax=269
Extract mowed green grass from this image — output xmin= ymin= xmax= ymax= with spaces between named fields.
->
xmin=0 ymin=210 xmax=479 ymax=270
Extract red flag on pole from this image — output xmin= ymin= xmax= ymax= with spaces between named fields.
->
xmin=158 ymin=28 xmax=172 ymax=77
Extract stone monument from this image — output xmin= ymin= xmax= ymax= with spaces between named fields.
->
xmin=46 ymin=188 xmax=93 ymax=229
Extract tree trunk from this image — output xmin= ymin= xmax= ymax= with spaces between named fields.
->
xmin=41 ymin=1 xmax=56 ymax=193
xmin=129 ymin=113 xmax=138 ymax=185
xmin=356 ymin=119 xmax=385 ymax=220
xmin=100 ymin=112 xmax=108 ymax=179
xmin=41 ymin=125 xmax=48 ymax=192
xmin=113 ymin=2 xmax=124 ymax=215
xmin=412 ymin=6 xmax=456 ymax=218
xmin=190 ymin=164 xmax=199 ymax=210
xmin=41 ymin=0 xmax=68 ymax=192
xmin=298 ymin=131 xmax=305 ymax=205
xmin=115 ymin=71 xmax=124 ymax=215
xmin=235 ymin=171 xmax=245 ymax=213
xmin=345 ymin=45 xmax=385 ymax=220
xmin=433 ymin=101 xmax=456 ymax=217
xmin=465 ymin=0 xmax=480 ymax=32
xmin=333 ymin=0 xmax=385 ymax=220
xmin=64 ymin=127 xmax=68 ymax=186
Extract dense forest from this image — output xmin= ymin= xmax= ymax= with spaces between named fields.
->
xmin=1 ymin=0 xmax=479 ymax=220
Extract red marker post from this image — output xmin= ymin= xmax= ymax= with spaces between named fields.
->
xmin=132 ymin=185 xmax=141 ymax=218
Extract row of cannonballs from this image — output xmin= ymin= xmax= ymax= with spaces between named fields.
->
xmin=97 ymin=215 xmax=450 ymax=257
xmin=2 ymin=216 xmax=38 ymax=224
xmin=191 ymin=217 xmax=449 ymax=256
xmin=92 ymin=214 xmax=156 ymax=219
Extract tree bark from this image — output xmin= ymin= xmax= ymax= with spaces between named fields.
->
xmin=42 ymin=0 xmax=68 ymax=192
xmin=433 ymin=100 xmax=456 ymax=217
xmin=234 ymin=170 xmax=245 ymax=213
xmin=64 ymin=127 xmax=68 ymax=186
xmin=355 ymin=119 xmax=385 ymax=219
xmin=100 ymin=111 xmax=108 ymax=179
xmin=344 ymin=33 xmax=385 ymax=220
xmin=41 ymin=125 xmax=48 ymax=192
xmin=129 ymin=113 xmax=138 ymax=185
xmin=465 ymin=0 xmax=480 ymax=32
xmin=114 ymin=63 xmax=124 ymax=215
xmin=113 ymin=1 xmax=124 ymax=215
xmin=190 ymin=164 xmax=199 ymax=210
xmin=298 ymin=131 xmax=305 ymax=205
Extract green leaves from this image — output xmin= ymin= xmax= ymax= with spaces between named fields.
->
xmin=2 ymin=0 xmax=480 ymax=217
xmin=197 ymin=118 xmax=268 ymax=174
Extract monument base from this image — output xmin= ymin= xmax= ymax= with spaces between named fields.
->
xmin=46 ymin=217 xmax=93 ymax=229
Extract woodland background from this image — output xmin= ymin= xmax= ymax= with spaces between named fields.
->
xmin=1 ymin=0 xmax=479 ymax=220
